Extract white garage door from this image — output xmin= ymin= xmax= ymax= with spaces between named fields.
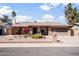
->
xmin=52 ymin=28 xmax=68 ymax=36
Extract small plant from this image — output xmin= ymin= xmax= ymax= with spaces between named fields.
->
xmin=19 ymin=35 xmax=21 ymax=37
xmin=31 ymin=34 xmax=43 ymax=39
xmin=9 ymin=39 xmax=13 ymax=40
xmin=14 ymin=36 xmax=17 ymax=38
xmin=24 ymin=35 xmax=27 ymax=38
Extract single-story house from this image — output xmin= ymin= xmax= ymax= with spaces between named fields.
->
xmin=5 ymin=22 xmax=72 ymax=36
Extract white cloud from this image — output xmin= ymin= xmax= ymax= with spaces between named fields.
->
xmin=0 ymin=5 xmax=32 ymax=24
xmin=49 ymin=3 xmax=60 ymax=8
xmin=58 ymin=15 xmax=67 ymax=24
xmin=62 ymin=3 xmax=68 ymax=6
xmin=40 ymin=4 xmax=50 ymax=11
xmin=41 ymin=14 xmax=54 ymax=22
xmin=40 ymin=3 xmax=70 ymax=11
xmin=40 ymin=3 xmax=61 ymax=11
xmin=0 ymin=6 xmax=13 ymax=15
xmin=36 ymin=15 xmax=67 ymax=24
xmin=42 ymin=14 xmax=54 ymax=19
xmin=34 ymin=15 xmax=54 ymax=22
xmin=12 ymin=15 xmax=32 ymax=23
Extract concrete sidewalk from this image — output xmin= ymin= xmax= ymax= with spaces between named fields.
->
xmin=0 ymin=42 xmax=79 ymax=47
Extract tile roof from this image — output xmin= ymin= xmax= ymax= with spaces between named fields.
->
xmin=12 ymin=22 xmax=72 ymax=27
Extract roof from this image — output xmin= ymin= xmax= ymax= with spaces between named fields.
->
xmin=72 ymin=26 xmax=79 ymax=30
xmin=72 ymin=24 xmax=79 ymax=29
xmin=12 ymin=22 xmax=72 ymax=27
xmin=74 ymin=23 xmax=79 ymax=26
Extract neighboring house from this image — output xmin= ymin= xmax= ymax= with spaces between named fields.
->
xmin=0 ymin=22 xmax=6 ymax=35
xmin=0 ymin=22 xmax=12 ymax=35
xmin=6 ymin=22 xmax=72 ymax=36
xmin=0 ymin=26 xmax=4 ymax=35
xmin=72 ymin=23 xmax=79 ymax=35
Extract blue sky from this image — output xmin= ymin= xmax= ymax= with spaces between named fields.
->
xmin=0 ymin=3 xmax=79 ymax=24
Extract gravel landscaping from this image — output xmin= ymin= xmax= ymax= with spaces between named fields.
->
xmin=0 ymin=35 xmax=55 ymax=43
xmin=1 ymin=35 xmax=79 ymax=43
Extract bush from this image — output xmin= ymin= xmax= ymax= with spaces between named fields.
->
xmin=22 ymin=27 xmax=29 ymax=34
xmin=31 ymin=34 xmax=43 ymax=39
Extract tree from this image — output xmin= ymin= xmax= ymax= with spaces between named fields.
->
xmin=3 ymin=15 xmax=9 ymax=22
xmin=76 ymin=12 xmax=79 ymax=23
xmin=0 ymin=18 xmax=4 ymax=22
xmin=3 ymin=15 xmax=12 ymax=24
xmin=0 ymin=11 xmax=16 ymax=35
xmin=12 ymin=11 xmax=16 ymax=24
xmin=64 ymin=3 xmax=78 ymax=25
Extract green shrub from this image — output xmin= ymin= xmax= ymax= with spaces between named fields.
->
xmin=31 ymin=34 xmax=43 ymax=39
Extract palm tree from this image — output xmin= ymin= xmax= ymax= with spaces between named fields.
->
xmin=3 ymin=15 xmax=9 ymax=22
xmin=64 ymin=3 xmax=77 ymax=25
xmin=12 ymin=11 xmax=16 ymax=24
xmin=76 ymin=12 xmax=79 ymax=23
xmin=65 ymin=3 xmax=72 ymax=25
xmin=0 ymin=15 xmax=13 ymax=35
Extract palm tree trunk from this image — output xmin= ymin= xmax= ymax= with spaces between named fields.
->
xmin=13 ymin=17 xmax=16 ymax=24
xmin=15 ymin=18 xmax=16 ymax=24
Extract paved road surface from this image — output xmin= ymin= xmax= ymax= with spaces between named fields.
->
xmin=0 ymin=47 xmax=79 ymax=56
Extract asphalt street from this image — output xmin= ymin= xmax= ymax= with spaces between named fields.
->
xmin=0 ymin=47 xmax=79 ymax=56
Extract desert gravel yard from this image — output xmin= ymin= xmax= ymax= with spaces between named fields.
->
xmin=0 ymin=35 xmax=79 ymax=47
xmin=0 ymin=35 xmax=54 ymax=43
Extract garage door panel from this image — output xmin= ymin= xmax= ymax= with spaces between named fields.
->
xmin=52 ymin=28 xmax=68 ymax=36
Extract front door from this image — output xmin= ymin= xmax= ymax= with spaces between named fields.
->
xmin=41 ymin=27 xmax=48 ymax=35
xmin=33 ymin=27 xmax=37 ymax=34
